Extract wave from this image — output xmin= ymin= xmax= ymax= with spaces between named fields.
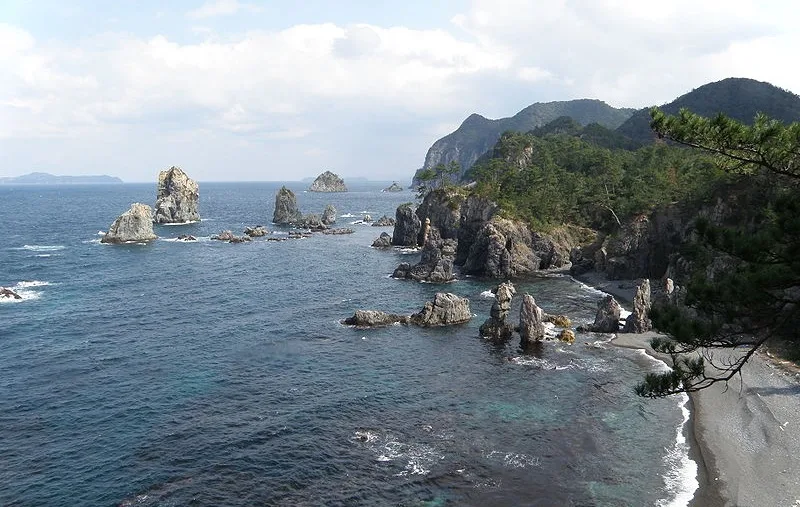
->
xmin=341 ymin=213 xmax=356 ymax=218
xmin=1 ymin=280 xmax=50 ymax=303
xmin=160 ymin=220 xmax=200 ymax=226
xmin=480 ymin=290 xmax=495 ymax=299
xmin=97 ymin=230 xmax=105 ymax=235
xmin=352 ymin=429 xmax=443 ymax=476
xmin=20 ymin=244 xmax=66 ymax=252
xmin=656 ymin=393 xmax=698 ymax=507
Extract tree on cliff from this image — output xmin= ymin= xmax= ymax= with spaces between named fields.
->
xmin=636 ymin=108 xmax=800 ymax=397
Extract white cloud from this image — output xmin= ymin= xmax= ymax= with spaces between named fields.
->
xmin=186 ymin=0 xmax=262 ymax=19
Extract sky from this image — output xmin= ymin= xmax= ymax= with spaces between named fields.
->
xmin=1 ymin=0 xmax=799 ymax=182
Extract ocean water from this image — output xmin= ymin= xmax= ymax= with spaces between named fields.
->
xmin=0 ymin=182 xmax=696 ymax=506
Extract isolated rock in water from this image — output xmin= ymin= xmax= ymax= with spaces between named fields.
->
xmin=392 ymin=203 xmax=421 ymax=246
xmin=309 ymin=171 xmax=347 ymax=192
xmin=154 ymin=166 xmax=200 ymax=224
xmin=176 ymin=234 xmax=197 ymax=241
xmin=295 ymin=213 xmax=327 ymax=230
xmin=371 ymin=215 xmax=396 ymax=227
xmin=362 ymin=214 xmax=373 ymax=223
xmin=321 ymin=204 xmax=337 ymax=225
xmin=211 ymin=230 xmax=251 ymax=243
xmin=383 ymin=182 xmax=404 ymax=192
xmin=1 ymin=287 xmax=22 ymax=300
xmin=343 ymin=310 xmax=409 ymax=327
xmin=410 ymin=292 xmax=472 ymax=327
xmin=518 ymin=294 xmax=545 ymax=344
xmin=622 ymin=279 xmax=653 ymax=333
xmin=273 ymin=186 xmax=302 ymax=224
xmin=393 ymin=226 xmax=456 ymax=283
xmin=244 ymin=226 xmax=268 ymax=237
xmin=544 ymin=314 xmax=572 ymax=328
xmin=372 ymin=232 xmax=392 ymax=248
xmin=557 ymin=329 xmax=576 ymax=343
xmin=591 ymin=295 xmax=622 ymax=332
xmin=479 ymin=281 xmax=516 ymax=339
xmin=101 ymin=203 xmax=158 ymax=244
xmin=322 ymin=228 xmax=354 ymax=235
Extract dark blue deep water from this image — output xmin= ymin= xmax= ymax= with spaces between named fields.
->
xmin=0 ymin=182 xmax=695 ymax=506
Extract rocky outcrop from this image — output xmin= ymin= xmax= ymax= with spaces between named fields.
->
xmin=392 ymin=225 xmax=456 ymax=283
xmin=294 ymin=213 xmax=327 ymax=231
xmin=101 ymin=203 xmax=158 ymax=244
xmin=410 ymin=293 xmax=472 ymax=327
xmin=585 ymin=295 xmax=622 ymax=333
xmin=153 ymin=166 xmax=200 ymax=224
xmin=211 ymin=230 xmax=251 ymax=243
xmin=244 ymin=226 xmax=268 ymax=237
xmin=1 ymin=287 xmax=22 ymax=300
xmin=557 ymin=329 xmax=576 ymax=343
xmin=392 ymin=203 xmax=421 ymax=246
xmin=321 ymin=204 xmax=337 ymax=225
xmin=273 ymin=186 xmax=302 ymax=224
xmin=372 ymin=232 xmax=392 ymax=248
xmin=518 ymin=294 xmax=545 ymax=344
xmin=544 ymin=314 xmax=572 ymax=327
xmin=622 ymin=279 xmax=653 ymax=333
xmin=455 ymin=195 xmax=499 ymax=265
xmin=309 ymin=171 xmax=347 ymax=192
xmin=322 ymin=228 xmax=354 ymax=235
xmin=479 ymin=282 xmax=516 ymax=339
xmin=343 ymin=310 xmax=409 ymax=327
xmin=371 ymin=215 xmax=395 ymax=227
xmin=415 ymin=188 xmax=463 ymax=242
xmin=342 ymin=292 xmax=471 ymax=328
xmin=383 ymin=182 xmax=404 ymax=192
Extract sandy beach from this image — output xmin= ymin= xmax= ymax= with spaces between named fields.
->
xmin=575 ymin=272 xmax=800 ymax=507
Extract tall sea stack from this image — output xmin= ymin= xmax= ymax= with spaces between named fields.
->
xmin=154 ymin=166 xmax=200 ymax=224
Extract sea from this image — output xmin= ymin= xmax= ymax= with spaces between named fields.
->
xmin=0 ymin=182 xmax=697 ymax=506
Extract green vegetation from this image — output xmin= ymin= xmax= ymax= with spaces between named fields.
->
xmin=635 ymin=108 xmax=800 ymax=397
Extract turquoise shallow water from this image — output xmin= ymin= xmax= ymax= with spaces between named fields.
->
xmin=0 ymin=182 xmax=693 ymax=506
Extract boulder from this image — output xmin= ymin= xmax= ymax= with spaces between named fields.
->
xmin=589 ymin=295 xmax=622 ymax=333
xmin=295 ymin=213 xmax=327 ymax=231
xmin=101 ymin=203 xmax=158 ymax=244
xmin=211 ymin=230 xmax=251 ymax=243
xmin=622 ymin=279 xmax=653 ymax=333
xmin=273 ymin=186 xmax=302 ymax=224
xmin=244 ymin=226 xmax=268 ymax=237
xmin=392 ymin=226 xmax=456 ymax=283
xmin=479 ymin=282 xmax=516 ymax=339
xmin=518 ymin=294 xmax=545 ymax=344
xmin=321 ymin=204 xmax=337 ymax=225
xmin=322 ymin=228 xmax=354 ymax=235
xmin=153 ymin=166 xmax=200 ymax=224
xmin=392 ymin=203 xmax=421 ymax=246
xmin=343 ymin=310 xmax=409 ymax=327
xmin=309 ymin=171 xmax=347 ymax=192
xmin=557 ymin=329 xmax=576 ymax=343
xmin=410 ymin=292 xmax=472 ymax=327
xmin=383 ymin=182 xmax=404 ymax=192
xmin=372 ymin=232 xmax=392 ymax=248
xmin=544 ymin=314 xmax=572 ymax=327
xmin=1 ymin=287 xmax=22 ymax=300
xmin=371 ymin=215 xmax=396 ymax=227
xmin=176 ymin=234 xmax=197 ymax=241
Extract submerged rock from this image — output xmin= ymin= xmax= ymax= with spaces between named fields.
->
xmin=372 ymin=232 xmax=393 ymax=248
xmin=211 ymin=230 xmax=251 ymax=243
xmin=382 ymin=182 xmax=404 ymax=192
xmin=322 ymin=228 xmax=354 ymax=235
xmin=309 ymin=171 xmax=347 ymax=192
xmin=518 ymin=294 xmax=545 ymax=344
xmin=479 ymin=282 xmax=516 ymax=339
xmin=544 ymin=314 xmax=572 ymax=328
xmin=176 ymin=234 xmax=197 ymax=242
xmin=622 ymin=279 xmax=653 ymax=333
xmin=321 ymin=204 xmax=337 ymax=225
xmin=1 ymin=287 xmax=22 ymax=300
xmin=371 ymin=215 xmax=396 ymax=227
xmin=101 ymin=203 xmax=158 ymax=244
xmin=244 ymin=226 xmax=268 ymax=237
xmin=410 ymin=292 xmax=472 ymax=327
xmin=273 ymin=186 xmax=302 ymax=224
xmin=153 ymin=166 xmax=200 ymax=224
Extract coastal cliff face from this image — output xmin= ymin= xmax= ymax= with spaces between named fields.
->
xmin=309 ymin=171 xmax=347 ymax=192
xmin=102 ymin=203 xmax=158 ymax=244
xmin=154 ymin=167 xmax=200 ymax=224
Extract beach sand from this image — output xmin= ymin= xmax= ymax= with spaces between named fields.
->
xmin=575 ymin=272 xmax=800 ymax=507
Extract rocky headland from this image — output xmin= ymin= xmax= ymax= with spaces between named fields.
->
xmin=101 ymin=203 xmax=158 ymax=244
xmin=154 ymin=166 xmax=200 ymax=224
xmin=309 ymin=171 xmax=347 ymax=192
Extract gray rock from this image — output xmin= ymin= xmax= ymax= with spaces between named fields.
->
xmin=382 ymin=182 xmax=404 ymax=192
xmin=518 ymin=294 xmax=545 ymax=344
xmin=273 ymin=186 xmax=302 ymax=224
xmin=343 ymin=310 xmax=409 ymax=327
xmin=153 ymin=166 xmax=200 ymax=224
xmin=479 ymin=281 xmax=516 ymax=339
xmin=322 ymin=228 xmax=354 ymax=235
xmin=371 ymin=215 xmax=395 ymax=227
xmin=176 ymin=234 xmax=197 ymax=241
xmin=622 ymin=279 xmax=653 ymax=333
xmin=309 ymin=171 xmax=347 ymax=192
xmin=393 ymin=225 xmax=456 ymax=283
xmin=211 ymin=230 xmax=251 ymax=243
xmin=362 ymin=214 xmax=373 ymax=223
xmin=1 ymin=287 xmax=22 ymax=300
xmin=295 ymin=213 xmax=327 ymax=230
xmin=372 ymin=232 xmax=392 ymax=248
xmin=455 ymin=195 xmax=498 ymax=265
xmin=392 ymin=203 xmax=421 ymax=246
xmin=410 ymin=292 xmax=472 ymax=327
xmin=589 ymin=295 xmax=622 ymax=333
xmin=415 ymin=188 xmax=462 ymax=243
xmin=321 ymin=204 xmax=337 ymax=225
xmin=244 ymin=226 xmax=268 ymax=237
xmin=101 ymin=203 xmax=158 ymax=244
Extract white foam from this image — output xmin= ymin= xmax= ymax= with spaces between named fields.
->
xmin=480 ymin=290 xmax=495 ymax=299
xmin=1 ymin=280 xmax=50 ymax=303
xmin=656 ymin=393 xmax=699 ymax=507
xmin=21 ymin=244 xmax=65 ymax=252
xmin=341 ymin=213 xmax=356 ymax=218
xmin=35 ymin=254 xmax=53 ymax=258
xmin=397 ymin=247 xmax=420 ymax=254
xmin=15 ymin=280 xmax=50 ymax=288
xmin=160 ymin=220 xmax=200 ymax=226
xmin=96 ymin=230 xmax=105 ymax=235
xmin=620 ymin=309 xmax=632 ymax=320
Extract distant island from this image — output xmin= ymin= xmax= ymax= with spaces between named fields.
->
xmin=0 ymin=172 xmax=124 ymax=185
